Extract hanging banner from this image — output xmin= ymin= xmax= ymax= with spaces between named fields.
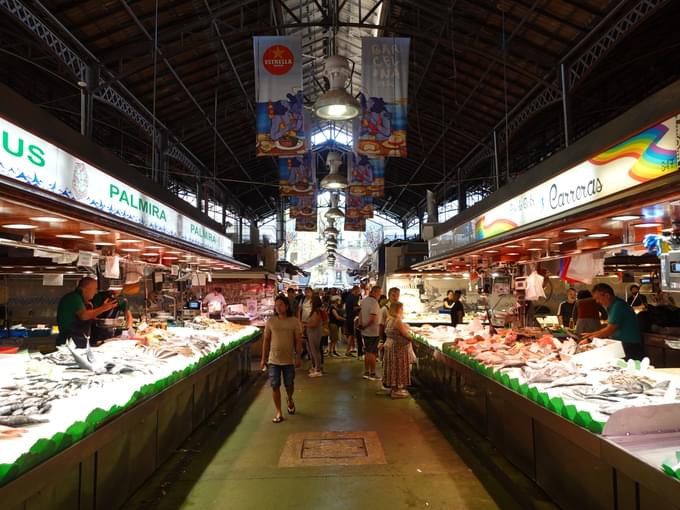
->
xmin=279 ymin=153 xmax=316 ymax=196
xmin=345 ymin=193 xmax=373 ymax=219
xmin=254 ymin=36 xmax=306 ymax=156
xmin=344 ymin=217 xmax=366 ymax=232
xmin=295 ymin=216 xmax=317 ymax=232
xmin=289 ymin=194 xmax=317 ymax=219
xmin=349 ymin=154 xmax=385 ymax=197
xmin=358 ymin=37 xmax=409 ymax=158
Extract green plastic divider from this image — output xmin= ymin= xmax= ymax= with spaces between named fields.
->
xmin=661 ymin=452 xmax=680 ymax=481
xmin=0 ymin=329 xmax=259 ymax=488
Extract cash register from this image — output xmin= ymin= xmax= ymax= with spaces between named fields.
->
xmin=181 ymin=299 xmax=202 ymax=319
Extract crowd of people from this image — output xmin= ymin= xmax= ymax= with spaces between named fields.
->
xmin=260 ymin=285 xmax=415 ymax=423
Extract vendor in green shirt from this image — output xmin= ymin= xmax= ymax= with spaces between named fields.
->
xmin=91 ymin=288 xmax=134 ymax=342
xmin=583 ymin=282 xmax=643 ymax=360
xmin=56 ymin=277 xmax=117 ymax=348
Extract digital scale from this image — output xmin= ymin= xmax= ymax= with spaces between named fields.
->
xmin=660 ymin=250 xmax=680 ymax=291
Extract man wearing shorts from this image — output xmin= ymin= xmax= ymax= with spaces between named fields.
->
xmin=359 ymin=286 xmax=382 ymax=380
xmin=261 ymin=295 xmax=303 ymax=423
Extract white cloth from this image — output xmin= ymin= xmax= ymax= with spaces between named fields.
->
xmin=359 ymin=296 xmax=381 ymax=337
xmin=104 ymin=255 xmax=120 ymax=279
xmin=562 ymin=253 xmax=604 ymax=284
xmin=525 ymin=270 xmax=546 ymax=301
xmin=202 ymin=292 xmax=226 ymax=313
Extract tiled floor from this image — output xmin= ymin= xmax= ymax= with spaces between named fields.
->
xmin=123 ymin=355 xmax=522 ymax=510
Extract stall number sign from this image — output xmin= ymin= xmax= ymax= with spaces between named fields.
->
xmin=430 ymin=115 xmax=679 ymax=257
xmin=0 ymin=116 xmax=233 ymax=257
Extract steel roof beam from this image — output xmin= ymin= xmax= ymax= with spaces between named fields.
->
xmin=117 ymin=0 xmax=268 ymax=207
xmin=386 ymin=0 xmax=542 ymax=213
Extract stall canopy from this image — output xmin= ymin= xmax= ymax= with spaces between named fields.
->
xmin=414 ymin=80 xmax=680 ymax=271
xmin=0 ymin=84 xmax=248 ymax=270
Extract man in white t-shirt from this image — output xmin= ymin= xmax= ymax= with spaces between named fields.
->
xmin=359 ymin=286 xmax=382 ymax=380
xmin=202 ymin=287 xmax=226 ymax=318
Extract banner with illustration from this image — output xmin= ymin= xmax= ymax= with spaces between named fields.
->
xmin=344 ymin=217 xmax=366 ymax=232
xmin=295 ymin=216 xmax=317 ymax=232
xmin=279 ymin=152 xmax=316 ymax=196
xmin=254 ymin=36 xmax=305 ymax=156
xmin=358 ymin=37 xmax=409 ymax=158
xmin=349 ymin=154 xmax=385 ymax=198
xmin=345 ymin=193 xmax=373 ymax=219
xmin=289 ymin=194 xmax=317 ymax=219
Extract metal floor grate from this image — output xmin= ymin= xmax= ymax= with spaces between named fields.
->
xmin=279 ymin=431 xmax=386 ymax=467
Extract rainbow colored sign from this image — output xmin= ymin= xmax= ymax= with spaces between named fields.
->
xmin=430 ymin=116 xmax=678 ymax=257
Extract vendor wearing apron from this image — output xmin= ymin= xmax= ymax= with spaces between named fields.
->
xmin=56 ymin=277 xmax=117 ymax=348
xmin=91 ymin=289 xmax=133 ymax=343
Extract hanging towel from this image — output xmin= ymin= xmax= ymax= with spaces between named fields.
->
xmin=525 ymin=270 xmax=546 ymax=301
xmin=559 ymin=254 xmax=603 ymax=284
xmin=104 ymin=255 xmax=120 ymax=279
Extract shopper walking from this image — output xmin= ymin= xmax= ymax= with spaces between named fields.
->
xmin=379 ymin=287 xmax=401 ymax=357
xmin=574 ymin=290 xmax=606 ymax=335
xmin=383 ymin=301 xmax=412 ymax=398
xmin=328 ymin=295 xmax=344 ymax=356
xmin=287 ymin=287 xmax=299 ymax=317
xmin=344 ymin=286 xmax=361 ymax=356
xmin=260 ymin=295 xmax=302 ymax=423
xmin=306 ymin=296 xmax=324 ymax=377
xmin=298 ymin=287 xmax=314 ymax=359
xmin=359 ymin=286 xmax=382 ymax=380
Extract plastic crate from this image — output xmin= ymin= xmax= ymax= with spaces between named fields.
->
xmin=9 ymin=329 xmax=28 ymax=338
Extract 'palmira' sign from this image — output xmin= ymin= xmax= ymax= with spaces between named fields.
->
xmin=0 ymin=116 xmax=233 ymax=257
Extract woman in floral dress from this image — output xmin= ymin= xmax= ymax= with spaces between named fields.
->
xmin=383 ymin=301 xmax=412 ymax=398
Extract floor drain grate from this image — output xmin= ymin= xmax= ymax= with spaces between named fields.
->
xmin=279 ymin=431 xmax=386 ymax=467
xmin=301 ymin=438 xmax=368 ymax=459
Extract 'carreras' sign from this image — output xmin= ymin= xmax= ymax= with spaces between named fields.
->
xmin=0 ymin=116 xmax=233 ymax=257
xmin=429 ymin=116 xmax=679 ymax=257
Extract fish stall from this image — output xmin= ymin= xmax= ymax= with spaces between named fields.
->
xmin=0 ymin=87 xmax=260 ymax=509
xmin=411 ymin=82 xmax=680 ymax=510
xmin=411 ymin=322 xmax=680 ymax=510
xmin=0 ymin=318 xmax=259 ymax=508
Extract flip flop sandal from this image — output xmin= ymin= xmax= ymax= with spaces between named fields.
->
xmin=272 ymin=415 xmax=284 ymax=423
xmin=287 ymin=404 xmax=296 ymax=415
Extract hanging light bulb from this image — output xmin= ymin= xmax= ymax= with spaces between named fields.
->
xmin=324 ymin=217 xmax=340 ymax=236
xmin=320 ymin=151 xmax=348 ymax=190
xmin=325 ymin=192 xmax=345 ymax=219
xmin=313 ymin=55 xmax=361 ymax=121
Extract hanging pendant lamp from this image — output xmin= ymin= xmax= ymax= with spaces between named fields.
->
xmin=320 ymin=151 xmax=348 ymax=190
xmin=313 ymin=55 xmax=360 ymax=121
xmin=325 ymin=192 xmax=345 ymax=219
xmin=324 ymin=217 xmax=340 ymax=237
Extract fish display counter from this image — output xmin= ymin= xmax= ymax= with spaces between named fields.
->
xmin=411 ymin=322 xmax=680 ymax=510
xmin=0 ymin=318 xmax=261 ymax=509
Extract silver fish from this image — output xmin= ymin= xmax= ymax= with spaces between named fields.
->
xmin=65 ymin=339 xmax=96 ymax=371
